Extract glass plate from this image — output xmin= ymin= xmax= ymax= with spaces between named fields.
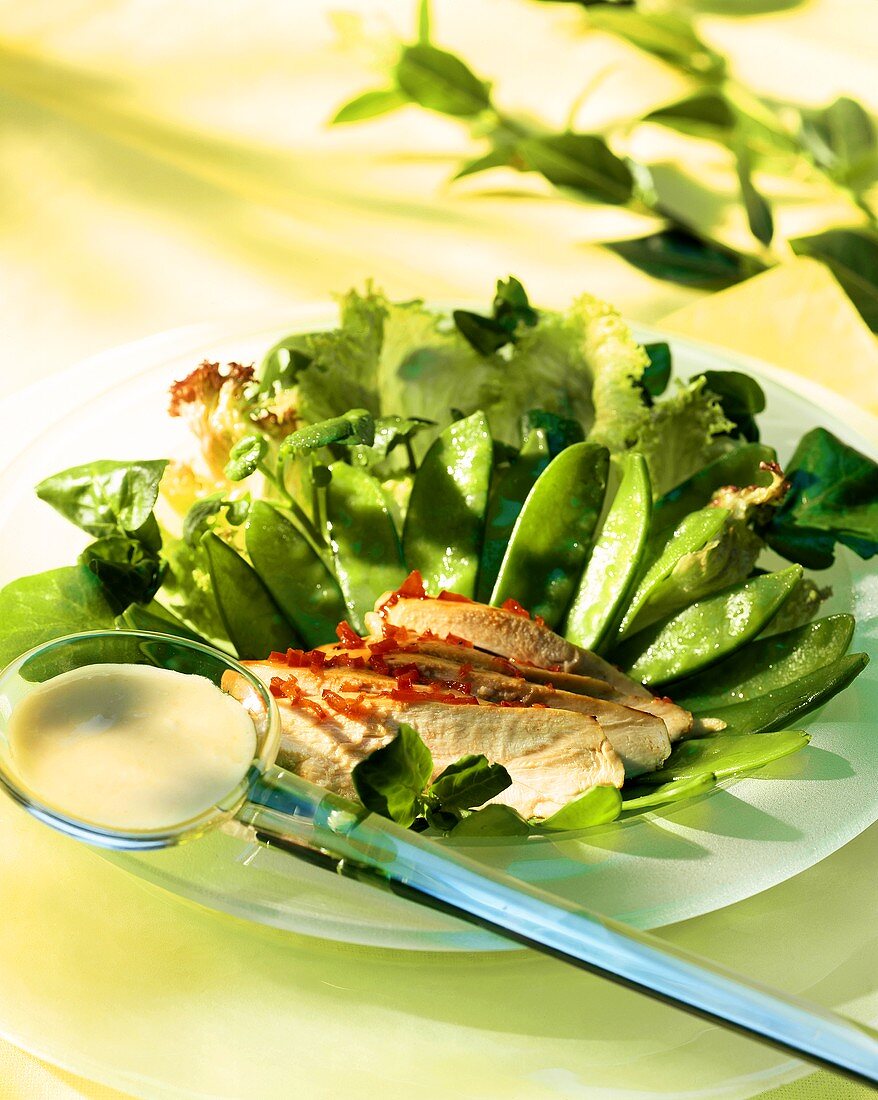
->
xmin=0 ymin=307 xmax=875 ymax=952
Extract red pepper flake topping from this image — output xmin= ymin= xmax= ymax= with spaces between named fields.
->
xmin=437 ymin=590 xmax=473 ymax=603
xmin=502 ymin=597 xmax=530 ymax=618
xmin=269 ymin=676 xmax=328 ymax=721
xmin=336 ymin=621 xmax=362 ymax=647
xmin=534 ymin=615 xmax=546 ymax=629
xmin=491 ymin=656 xmax=523 ymax=679
xmin=443 ymin=632 xmax=474 ymax=648
xmin=325 ymin=652 xmax=366 ymax=669
xmin=376 ymin=570 xmax=427 ymax=613
xmin=389 ymin=686 xmax=478 ymax=705
xmin=321 ymin=689 xmax=371 ymax=720
xmin=393 ymin=666 xmax=422 ymax=690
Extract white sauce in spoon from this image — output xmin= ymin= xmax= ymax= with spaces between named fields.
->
xmin=8 ymin=664 xmax=257 ymax=830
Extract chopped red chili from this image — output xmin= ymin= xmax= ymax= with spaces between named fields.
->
xmin=443 ymin=633 xmax=474 ymax=648
xmin=501 ymin=597 xmax=530 ymax=618
xmin=269 ymin=676 xmax=328 ymax=721
xmin=437 ymin=590 xmax=473 ymax=603
xmin=376 ymin=570 xmax=427 ymax=613
xmin=335 ymin=621 xmax=362 ymax=647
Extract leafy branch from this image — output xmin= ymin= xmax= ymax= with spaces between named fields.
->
xmin=331 ymin=0 xmax=878 ymax=331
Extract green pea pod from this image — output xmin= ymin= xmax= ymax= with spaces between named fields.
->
xmin=621 ymin=773 xmax=716 ymax=812
xmin=565 ymin=452 xmax=651 ymax=651
xmin=641 ymin=730 xmax=810 ymax=785
xmin=652 ymin=442 xmax=776 ymax=536
xmin=675 ymin=614 xmax=855 ymax=711
xmin=477 ymin=429 xmax=551 ymax=602
xmin=617 ymin=564 xmax=803 ymax=687
xmin=615 ymin=506 xmax=730 ymax=640
xmin=326 ymin=462 xmax=406 ymax=632
xmin=538 ymin=786 xmax=622 ymax=832
xmin=245 ymin=501 xmax=347 ymax=648
xmin=202 ymin=532 xmax=299 ymax=658
xmin=403 ymin=411 xmax=493 ymax=597
xmin=491 ymin=442 xmax=609 ymax=626
xmin=116 ymin=602 xmax=206 ymax=643
xmin=698 ymin=652 xmax=868 ymax=734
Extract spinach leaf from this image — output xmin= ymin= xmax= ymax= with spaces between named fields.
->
xmin=763 ymin=427 xmax=878 ymax=567
xmin=427 ymin=754 xmax=511 ymax=811
xmin=78 ymin=536 xmax=165 ymax=615
xmin=735 ymin=143 xmax=774 ymax=247
xmin=696 ymin=370 xmax=765 ymax=442
xmin=35 ymin=459 xmax=168 ymax=540
xmin=0 ymin=566 xmax=115 ymax=668
xmin=640 ymin=342 xmax=672 ymax=401
xmin=352 ymin=724 xmax=435 ymax=827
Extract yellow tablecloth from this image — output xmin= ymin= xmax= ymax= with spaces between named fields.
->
xmin=0 ymin=1 xmax=876 ymax=1096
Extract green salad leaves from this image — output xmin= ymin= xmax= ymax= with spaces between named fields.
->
xmin=0 ymin=276 xmax=874 ymax=839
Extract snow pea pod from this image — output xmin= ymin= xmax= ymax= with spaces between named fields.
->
xmin=565 ymin=452 xmax=651 ymax=651
xmin=640 ymin=730 xmax=809 ymax=785
xmin=615 ymin=506 xmax=730 ymax=641
xmin=697 ymin=652 xmax=868 ymax=734
xmin=491 ymin=442 xmax=609 ymax=627
xmin=246 ymin=500 xmax=347 ymax=648
xmin=476 ymin=429 xmax=551 ymax=602
xmin=621 ymin=773 xmax=716 ymax=812
xmin=675 ymin=613 xmax=855 ymax=711
xmin=617 ymin=564 xmax=803 ymax=687
xmin=326 ymin=461 xmax=406 ymax=632
xmin=202 ymin=532 xmax=299 ymax=658
xmin=117 ymin=602 xmax=206 ymax=643
xmin=403 ymin=411 xmax=493 ymax=597
xmin=652 ymin=442 xmax=776 ymax=536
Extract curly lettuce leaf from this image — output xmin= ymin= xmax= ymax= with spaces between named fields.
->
xmin=631 ymin=376 xmax=734 ymax=497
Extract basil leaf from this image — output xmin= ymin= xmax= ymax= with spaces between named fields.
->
xmin=225 ymin=434 xmax=268 ymax=482
xmin=539 ymin=786 xmax=622 ymax=831
xmin=520 ymin=133 xmax=634 ymax=204
xmin=607 ymin=230 xmax=762 ymax=289
xmin=452 ymin=804 xmax=531 ymax=837
xmin=790 ymin=228 xmax=878 ymax=332
xmin=696 ymin=369 xmax=765 ymax=442
xmin=0 ymin=566 xmax=115 ymax=669
xmin=395 ymin=44 xmax=490 ymax=117
xmin=428 ymin=754 xmax=511 ymax=811
xmin=36 ymin=459 xmax=168 ymax=540
xmin=331 ymin=87 xmax=409 ymax=125
xmin=78 ymin=536 xmax=165 ymax=615
xmin=352 ymin=724 xmax=434 ymax=827
xmin=764 ymin=427 xmax=878 ymax=566
xmin=800 ymin=97 xmax=877 ymax=182
xmin=453 ymin=147 xmax=513 ymax=180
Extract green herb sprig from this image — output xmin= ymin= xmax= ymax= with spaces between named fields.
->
xmin=332 ymin=1 xmax=878 ymax=330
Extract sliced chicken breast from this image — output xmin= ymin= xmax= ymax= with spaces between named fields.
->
xmin=235 ymin=662 xmax=624 ymax=819
xmin=368 ymin=596 xmax=647 ymax=697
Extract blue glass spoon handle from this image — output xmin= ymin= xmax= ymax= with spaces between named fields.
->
xmin=240 ymin=765 xmax=878 ymax=1086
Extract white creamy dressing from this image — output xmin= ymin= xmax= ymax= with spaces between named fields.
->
xmin=8 ymin=663 xmax=257 ymax=830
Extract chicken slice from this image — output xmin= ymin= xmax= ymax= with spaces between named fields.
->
xmin=368 ymin=597 xmax=646 ymax=697
xmin=376 ymin=650 xmax=671 ymax=775
xmin=235 ymin=662 xmax=624 ymax=819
